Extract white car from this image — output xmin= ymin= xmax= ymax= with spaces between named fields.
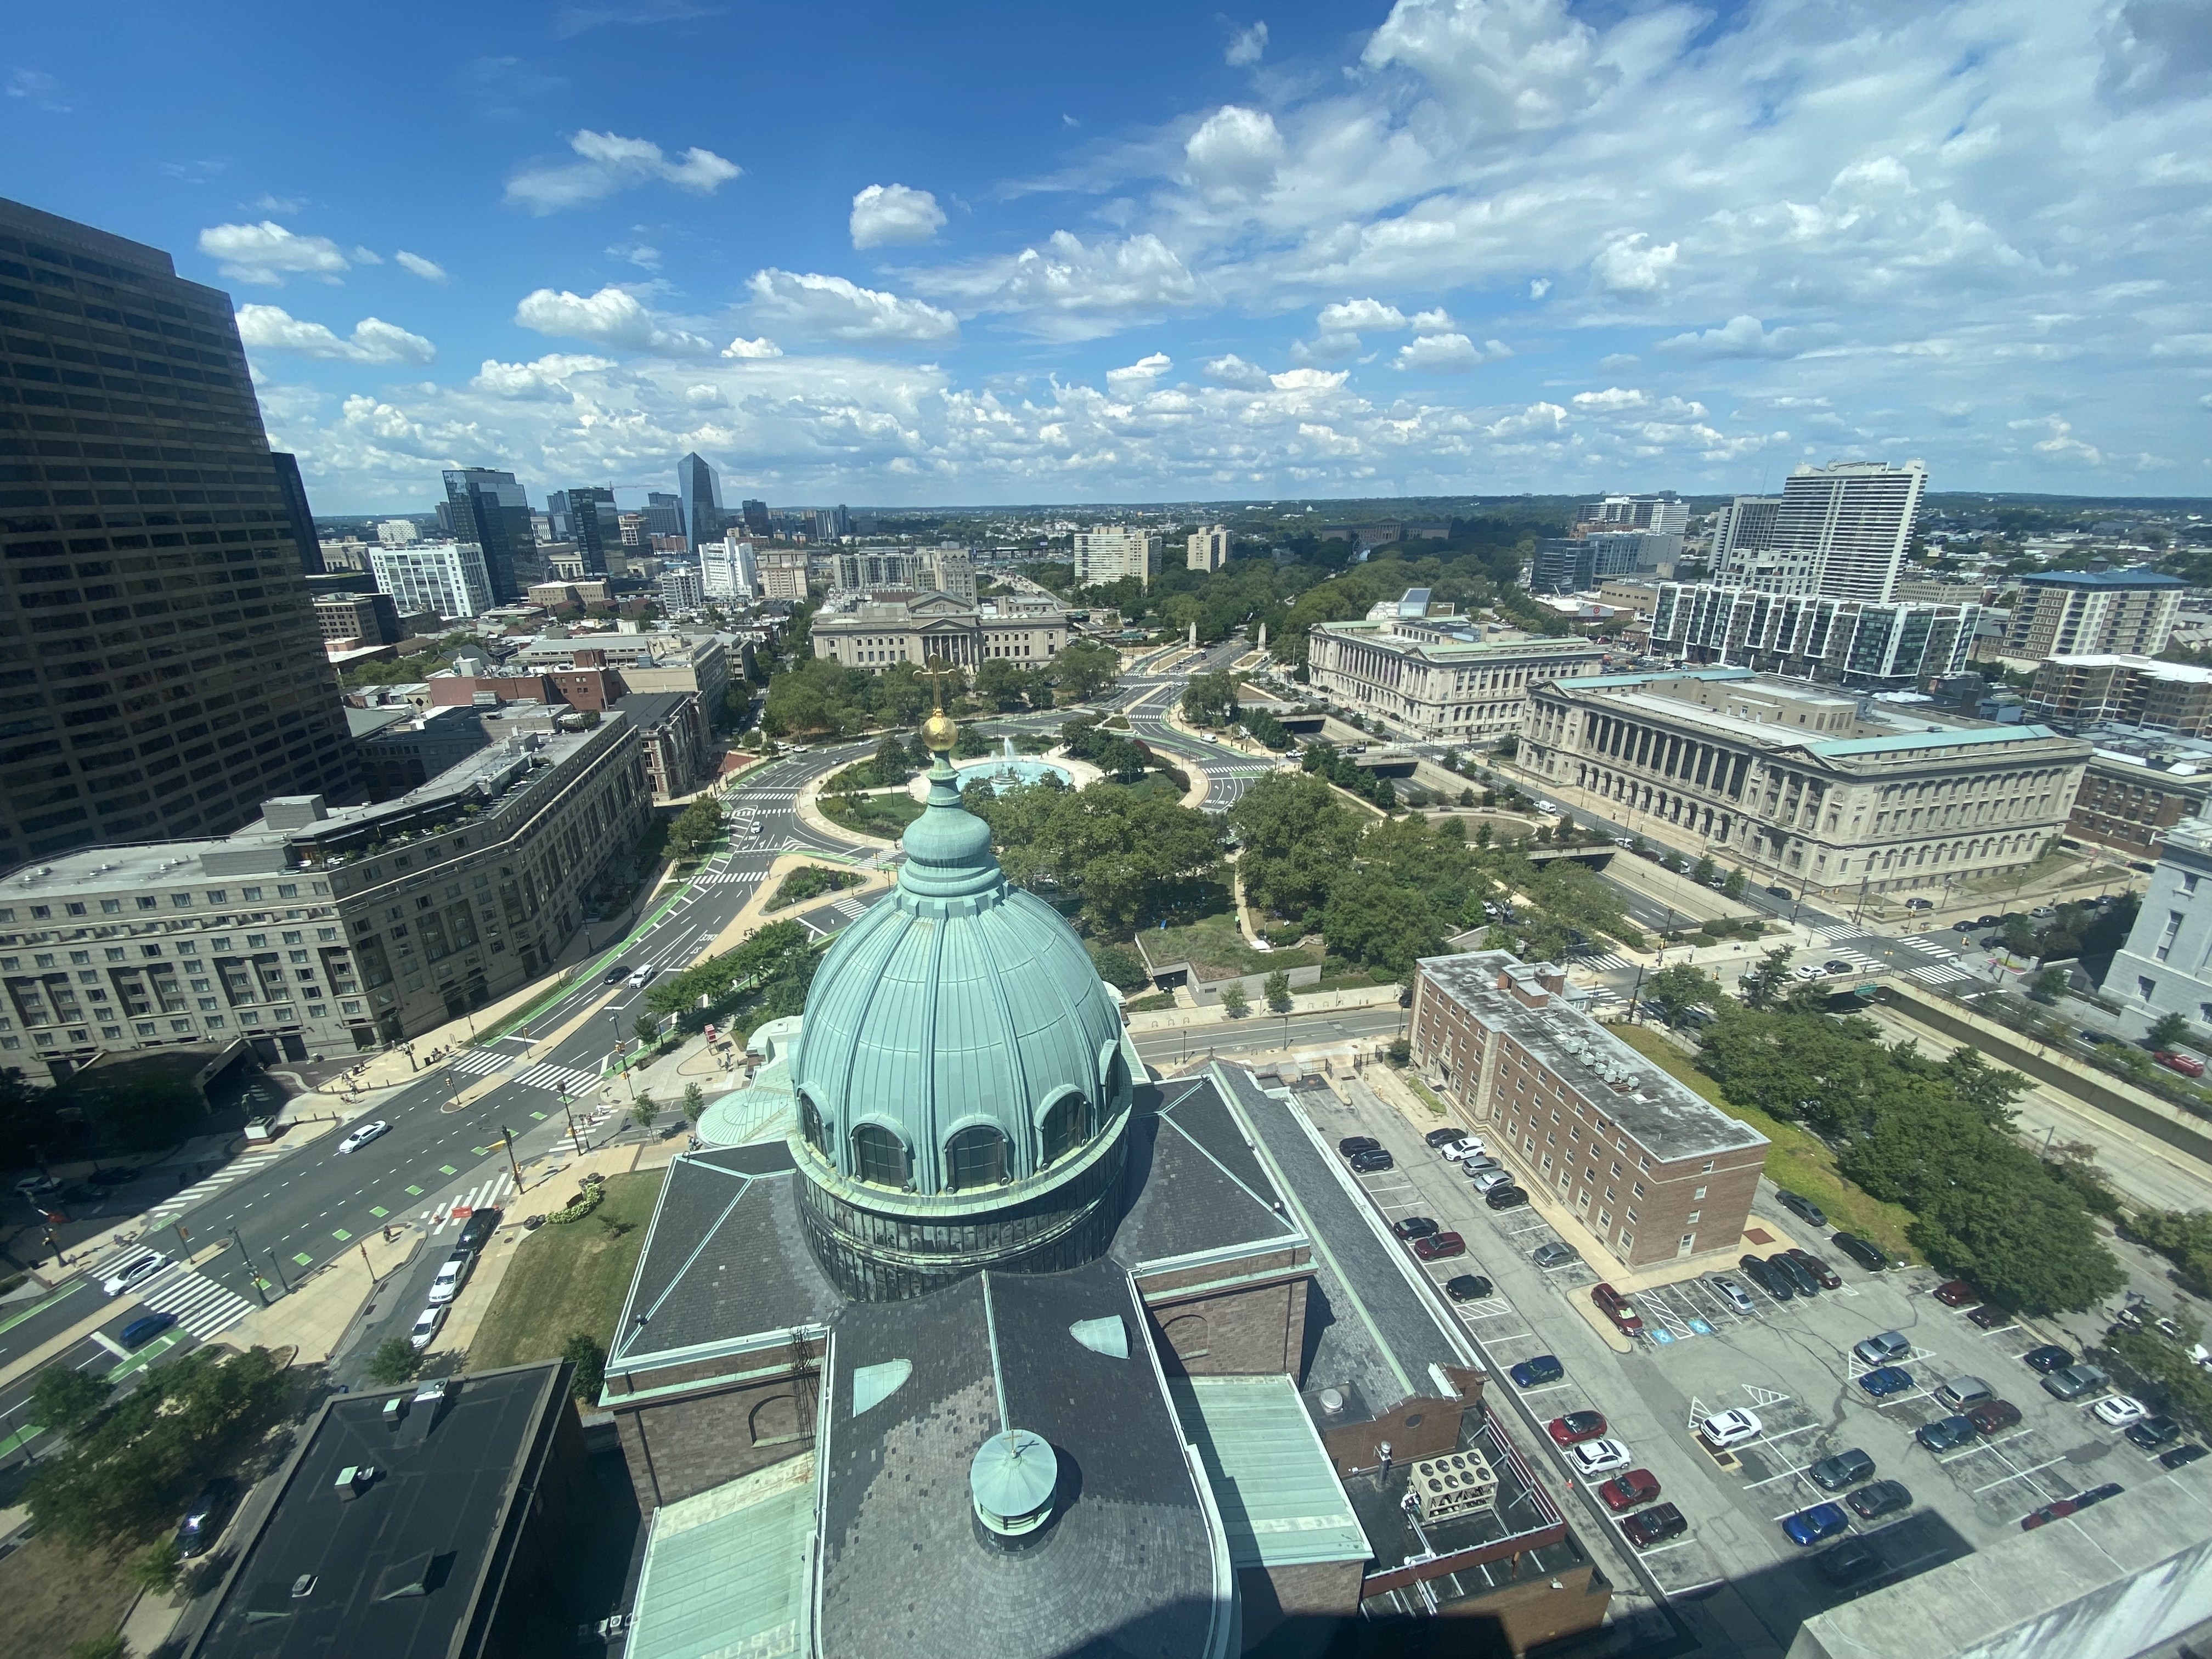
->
xmin=627 ymin=964 xmax=659 ymax=989
xmin=1568 ymin=1438 xmax=1634 ymax=1476
xmin=1441 ymin=1137 xmax=1485 ymax=1162
xmin=1536 ymin=800 xmax=1560 ymax=814
xmin=409 ymin=1303 xmax=447 ymax=1351
xmin=1792 ymin=964 xmax=1826 ymax=980
xmin=1705 ymin=1274 xmax=1757 ymax=1316
xmin=1699 ymin=1409 xmax=1764 ymax=1448
xmin=337 ymin=1120 xmax=390 ymax=1154
xmin=426 ymin=1251 xmax=472 ymax=1306
xmin=101 ymin=1250 xmax=171 ymax=1297
xmin=2091 ymin=1393 xmax=2149 ymax=1427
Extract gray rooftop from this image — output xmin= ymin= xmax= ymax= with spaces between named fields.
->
xmin=1418 ymin=952 xmax=1768 ymax=1161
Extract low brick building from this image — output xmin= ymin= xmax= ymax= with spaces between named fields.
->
xmin=424 ymin=665 xmax=628 ymax=713
xmin=1410 ymin=950 xmax=1768 ymax=1274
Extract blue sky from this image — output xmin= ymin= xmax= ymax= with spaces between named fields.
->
xmin=5 ymin=0 xmax=2209 ymax=512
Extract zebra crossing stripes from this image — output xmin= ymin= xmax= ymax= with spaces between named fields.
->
xmin=444 ymin=1049 xmax=512 ymax=1079
xmin=139 ymin=1149 xmax=285 ymax=1225
xmin=1913 ymin=963 xmax=1974 ymax=984
xmin=508 ymin=1062 xmax=601 ymax=1096
xmin=133 ymin=1263 xmax=257 ymax=1342
xmin=830 ymin=895 xmax=868 ymax=918
xmin=1570 ymin=952 xmax=1633 ymax=973
xmin=427 ymin=1172 xmax=516 ymax=1233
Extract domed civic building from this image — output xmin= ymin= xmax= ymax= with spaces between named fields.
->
xmin=596 ymin=718 xmax=1578 ymax=1659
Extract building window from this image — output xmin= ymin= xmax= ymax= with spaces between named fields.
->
xmin=1686 ymin=1211 xmax=1701 ymax=1225
xmin=851 ymin=1124 xmax=912 ymax=1188
xmin=1700 ymin=1160 xmax=1714 ymax=1174
xmin=1678 ymin=1234 xmax=1696 ymax=1257
xmin=1693 ymin=1186 xmax=1707 ymax=1200
xmin=1632 ymin=1182 xmax=1646 ymax=1199
xmin=1618 ymin=1231 xmax=1634 ymax=1250
xmin=2140 ymin=975 xmax=2159 ymax=1000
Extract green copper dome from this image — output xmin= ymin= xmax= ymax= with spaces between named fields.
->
xmin=789 ymin=749 xmax=1133 ymax=1205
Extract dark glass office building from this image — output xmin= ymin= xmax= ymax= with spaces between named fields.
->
xmin=676 ymin=451 xmax=724 ymax=550
xmin=0 ymin=199 xmax=360 ymax=865
xmin=270 ymin=450 xmax=323 ymax=574
xmin=555 ymin=485 xmax=617 ymax=576
xmin=442 ymin=467 xmax=538 ymax=603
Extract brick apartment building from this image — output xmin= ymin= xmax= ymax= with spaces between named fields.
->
xmin=425 ymin=665 xmax=627 ymax=713
xmin=1410 ymin=951 xmax=1768 ymax=1273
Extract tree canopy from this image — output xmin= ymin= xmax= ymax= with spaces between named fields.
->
xmin=969 ymin=778 xmax=1226 ymax=932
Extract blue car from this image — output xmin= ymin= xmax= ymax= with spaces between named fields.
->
xmin=1782 ymin=1502 xmax=1849 ymax=1546
xmin=1510 ymin=1355 xmax=1565 ymax=1388
xmin=1857 ymin=1365 xmax=1915 ymax=1400
xmin=1916 ymin=1414 xmax=1978 ymax=1453
xmin=119 ymin=1310 xmax=176 ymax=1348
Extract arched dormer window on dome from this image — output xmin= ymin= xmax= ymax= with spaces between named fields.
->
xmin=1097 ymin=1041 xmax=1132 ymax=1118
xmin=799 ymin=1091 xmax=830 ymax=1156
xmin=850 ymin=1122 xmax=913 ymax=1189
xmin=944 ymin=1125 xmax=1011 ymax=1191
xmin=1037 ymin=1088 xmax=1091 ymax=1167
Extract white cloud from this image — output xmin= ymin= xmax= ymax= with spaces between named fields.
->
xmin=850 ymin=184 xmax=947 ymax=249
xmin=746 ymin=269 xmax=958 ymax=342
xmin=1395 ymin=332 xmax=1504 ymax=371
xmin=1572 ymin=386 xmax=1647 ymax=410
xmin=235 ymin=303 xmax=436 ymax=364
xmin=1361 ymin=0 xmax=1613 ymax=134
xmin=1105 ymin=352 xmax=1174 ymax=394
xmin=554 ymin=0 xmax=720 ymax=37
xmin=1270 ymin=368 xmax=1348 ymax=390
xmin=1530 ymin=278 xmax=1551 ymax=298
xmin=350 ymin=247 xmax=383 ymax=266
xmin=1317 ymin=298 xmax=1408 ymax=334
xmin=1590 ymin=233 xmax=1678 ymax=295
xmin=198 ymin=221 xmax=352 ymax=287
xmin=394 ymin=250 xmax=449 ymax=284
xmin=504 ymin=129 xmax=740 ymax=214
xmin=1184 ymin=106 xmax=1285 ymax=198
xmin=253 ymin=193 xmax=305 ymax=214
xmin=513 ymin=285 xmax=717 ymax=356
xmin=605 ymin=242 xmax=662 ymax=270
xmin=1657 ymin=314 xmax=1798 ymax=360
xmin=1226 ymin=21 xmax=1269 ymax=67
xmin=470 ymin=354 xmax=617 ymax=398
xmin=1486 ymin=401 xmax=1568 ymax=437
xmin=721 ymin=335 xmax=783 ymax=358
xmin=915 ymin=231 xmax=1201 ymax=341
xmin=6 ymin=69 xmax=71 ymax=112
xmin=1203 ymin=353 xmax=1274 ymax=390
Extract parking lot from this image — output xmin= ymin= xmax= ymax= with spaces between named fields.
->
xmin=1312 ymin=1075 xmax=2198 ymax=1645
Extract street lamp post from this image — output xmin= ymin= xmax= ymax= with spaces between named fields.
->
xmin=229 ymin=1228 xmax=270 ymax=1307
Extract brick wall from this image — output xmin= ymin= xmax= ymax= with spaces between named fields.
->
xmin=1146 ymin=1277 xmax=1310 ymax=1380
xmin=1316 ymin=1368 xmax=1486 ymax=1476
xmin=612 ymin=1365 xmax=819 ymax=1515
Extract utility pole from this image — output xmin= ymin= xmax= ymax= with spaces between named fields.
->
xmin=359 ymin=1243 xmax=377 ymax=1286
xmin=558 ymin=1093 xmax=585 ymax=1157
xmin=230 ymin=1228 xmax=270 ymax=1307
xmin=501 ymin=1125 xmax=526 ymax=1190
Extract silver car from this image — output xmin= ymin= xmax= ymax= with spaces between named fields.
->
xmin=1469 ymin=1168 xmax=1517 ymax=1194
xmin=1705 ymin=1274 xmax=1757 ymax=1316
xmin=1532 ymin=1242 xmax=1578 ymax=1268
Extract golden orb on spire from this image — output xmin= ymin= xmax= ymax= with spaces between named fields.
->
xmin=923 ymin=708 xmax=957 ymax=753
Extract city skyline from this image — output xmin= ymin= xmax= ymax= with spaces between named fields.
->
xmin=2 ymin=1 xmax=2206 ymax=512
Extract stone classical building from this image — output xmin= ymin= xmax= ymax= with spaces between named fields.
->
xmin=1307 ymin=618 xmax=1609 ymax=742
xmin=2004 ymin=568 xmax=2185 ymax=661
xmin=1518 ymin=668 xmax=2092 ymax=898
xmin=0 ymin=718 xmax=648 ymax=1079
xmin=2108 ymin=815 xmax=2212 ymax=1028
xmin=1411 ymin=952 xmax=1768 ymax=1272
xmin=811 ymin=591 xmax=1069 ymax=672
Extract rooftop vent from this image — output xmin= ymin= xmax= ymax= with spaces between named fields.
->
xmin=971 ymin=1429 xmax=1058 ymax=1542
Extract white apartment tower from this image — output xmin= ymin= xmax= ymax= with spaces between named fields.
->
xmin=701 ymin=534 xmax=760 ymax=601
xmin=1073 ymin=525 xmax=1164 ymax=590
xmin=1711 ymin=460 xmax=1928 ymax=604
xmin=1187 ymin=525 xmax=1229 ymax=573
xmin=369 ymin=540 xmax=493 ymax=619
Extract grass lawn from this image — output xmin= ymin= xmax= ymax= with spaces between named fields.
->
xmin=768 ymin=864 xmax=861 ymax=911
xmin=1612 ymin=1025 xmax=1921 ymax=1263
xmin=468 ymin=1170 xmax=666 ymax=1371
xmin=0 ymin=1534 xmax=134 ymax=1659
xmin=821 ymin=791 xmax=924 ymax=837
xmin=1401 ymin=1070 xmax=1447 ymax=1116
xmin=1125 ymin=992 xmax=1176 ymax=1012
xmin=1145 ymin=910 xmax=1323 ymax=979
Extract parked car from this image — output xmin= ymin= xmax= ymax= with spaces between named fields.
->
xmin=1904 ymin=896 xmax=1934 ymax=911
xmin=1568 ymin=1438 xmax=1634 ymax=1476
xmin=1595 ymin=1469 xmax=1662 ymax=1511
xmin=2158 ymin=1051 xmax=2208 ymax=1078
xmin=1847 ymin=1480 xmax=1912 ymax=1521
xmin=1531 ymin=1242 xmax=1578 ymax=1268
xmin=1809 ymin=1448 xmax=1876 ymax=1492
xmin=1590 ymin=1284 xmax=1644 ymax=1334
xmin=2042 ymin=1363 xmax=2109 ymax=1402
xmin=1510 ymin=1355 xmax=1565 ymax=1388
xmin=1413 ymin=1232 xmax=1467 ymax=1261
xmin=2092 ymin=1394 xmax=2150 ymax=1428
xmin=1705 ymin=1274 xmax=1757 ymax=1316
xmin=1782 ymin=1502 xmax=1850 ymax=1546
xmin=1975 ymin=914 xmax=2002 ymax=927
xmin=2125 ymin=1415 xmax=2183 ymax=1449
xmin=1770 ymin=1252 xmax=1821 ymax=1297
xmin=1933 ymin=1279 xmax=1976 ymax=1306
xmin=1934 ymin=1376 xmax=1996 ymax=1411
xmin=1391 ymin=1215 xmax=1440 ymax=1240
xmin=1968 ymin=1400 xmax=2023 ymax=1435
xmin=337 ymin=1119 xmax=391 ymax=1154
xmin=119 ymin=1311 xmax=177 ymax=1348
xmin=1739 ymin=1254 xmax=1793 ymax=1301
xmin=174 ymin=1476 xmax=241 ymax=1559
xmin=1338 ymin=1136 xmax=1381 ymax=1158
xmin=1423 ymin=1127 xmax=1466 ymax=1149
xmin=1469 ymin=1167 xmax=1516 ymax=1193
xmin=13 ymin=1173 xmax=60 ymax=1199
xmin=1916 ymin=1414 xmax=1979 ymax=1453
xmin=1621 ymin=1502 xmax=1687 ymax=1549
xmin=2160 ymin=1443 xmax=2208 ymax=1470
xmin=88 ymin=1166 xmax=139 ymax=1187
xmin=1548 ymin=1410 xmax=1609 ymax=1447
xmin=1854 ymin=1330 xmax=1912 ymax=1367
xmin=2021 ymin=1498 xmax=2079 ymax=1530
xmin=427 ymin=1249 xmax=474 ymax=1306
xmin=1815 ymin=1537 xmax=1889 ymax=1588
xmin=2078 ymin=1481 xmax=2125 ymax=1506
xmin=455 ymin=1207 xmax=503 ymax=1252
xmin=409 ymin=1303 xmax=447 ymax=1351
xmin=1485 ymin=1186 xmax=1528 ymax=1211
xmin=1966 ymin=1304 xmax=2011 ymax=1329
xmin=1832 ymin=1233 xmax=1890 ymax=1272
xmin=1460 ymin=1156 xmax=1506 ymax=1177
xmin=1699 ymin=1409 xmax=1764 ymax=1449
xmin=1858 ymin=1366 xmax=1916 ymax=1400
xmin=1440 ymin=1138 xmax=1485 ymax=1161
xmin=101 ymin=1250 xmax=170 ymax=1297
xmin=1443 ymin=1274 xmax=1493 ymax=1302
xmin=1787 ymin=1249 xmax=1842 ymax=1289
xmin=1348 ymin=1148 xmax=1395 ymax=1173
xmin=2022 ymin=1344 xmax=2074 ymax=1374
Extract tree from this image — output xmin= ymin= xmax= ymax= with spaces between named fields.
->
xmin=128 ymin=1537 xmax=182 ymax=1596
xmin=66 ymin=1636 xmax=125 ymax=1659
xmin=562 ymin=1331 xmax=607 ymax=1403
xmin=1738 ymin=947 xmax=1796 ymax=1011
xmin=2000 ymin=915 xmax=2037 ymax=957
xmin=665 ymin=795 xmax=726 ymax=862
xmin=1724 ymin=867 xmax=1747 ymax=898
xmin=367 ymin=1337 xmax=421 ymax=1386
xmin=631 ymin=1092 xmax=659 ymax=1133
xmin=2148 ymin=1011 xmax=2195 ymax=1052
xmin=1220 ymin=981 xmax=1249 ymax=1017
xmin=682 ymin=1082 xmax=707 ymax=1126
xmin=1694 ymin=854 xmax=1717 ymax=885
xmin=1640 ymin=963 xmax=1719 ymax=1026
xmin=1265 ymin=969 xmax=1293 ymax=1012
xmin=1051 ymin=637 xmax=1120 ymax=704
xmin=634 ymin=1013 xmax=661 ymax=1045
xmin=1182 ymin=670 xmax=1241 ymax=727
xmin=1388 ymin=1036 xmax=1412 ymax=1065
xmin=29 ymin=1363 xmax=111 ymax=1438
xmin=2030 ymin=965 xmax=2072 ymax=1001
xmin=1088 ymin=944 xmax=1152 ymax=991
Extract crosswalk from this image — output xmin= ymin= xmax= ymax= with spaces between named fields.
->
xmin=828 ymin=895 xmax=869 ymax=919
xmin=1570 ymin=951 xmax=1633 ymax=972
xmin=445 ymin=1049 xmax=512 ymax=1079
xmin=139 ymin=1149 xmax=285 ymax=1228
xmin=1914 ymin=963 xmax=1976 ymax=985
xmin=509 ymin=1062 xmax=602 ymax=1096
xmin=1904 ymin=935 xmax=1962 ymax=957
xmin=425 ymin=1172 xmax=516 ymax=1234
xmin=132 ymin=1261 xmax=257 ymax=1342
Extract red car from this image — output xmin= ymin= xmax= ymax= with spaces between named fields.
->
xmin=2157 ymin=1051 xmax=2206 ymax=1078
xmin=1786 ymin=1249 xmax=1842 ymax=1289
xmin=1591 ymin=1283 xmax=1646 ymax=1335
xmin=2021 ymin=1497 xmax=2078 ymax=1531
xmin=1596 ymin=1469 xmax=1661 ymax=1511
xmin=1413 ymin=1231 xmax=1466 ymax=1261
xmin=1966 ymin=1305 xmax=2010 ymax=1329
xmin=1548 ymin=1410 xmax=1608 ymax=1447
xmin=1933 ymin=1280 xmax=1976 ymax=1307
xmin=1968 ymin=1400 xmax=2022 ymax=1435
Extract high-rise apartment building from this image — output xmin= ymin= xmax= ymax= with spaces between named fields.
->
xmin=369 ymin=540 xmax=493 ymax=619
xmin=1709 ymin=496 xmax=1782 ymax=571
xmin=0 ymin=197 xmax=359 ymax=867
xmin=810 ymin=504 xmax=850 ymax=543
xmin=657 ymin=563 xmax=704 ymax=611
xmin=1186 ymin=524 xmax=1228 ymax=573
xmin=1575 ymin=493 xmax=1687 ymax=535
xmin=1073 ymin=524 xmax=1163 ymax=590
xmin=921 ymin=545 xmax=976 ymax=605
xmin=376 ymin=518 xmax=420 ymax=545
xmin=270 ymin=452 xmax=323 ymax=575
xmin=1710 ymin=460 xmax=1928 ymax=603
xmin=832 ymin=548 xmax=919 ymax=590
xmin=738 ymin=497 xmax=769 ymax=537
xmin=441 ymin=467 xmax=536 ymax=604
xmin=758 ymin=550 xmax=810 ymax=600
xmin=675 ymin=453 xmax=724 ymax=549
xmin=549 ymin=486 xmax=618 ymax=576
xmin=699 ymin=534 xmax=758 ymax=601
xmin=2003 ymin=568 xmax=2186 ymax=660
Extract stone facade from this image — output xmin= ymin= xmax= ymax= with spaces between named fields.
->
xmin=1307 ymin=620 xmax=1609 ymax=743
xmin=811 ymin=590 xmax=1069 ymax=672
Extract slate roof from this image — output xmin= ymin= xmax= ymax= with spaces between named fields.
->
xmin=816 ymin=1261 xmax=1229 ymax=1659
xmin=1108 ymin=1074 xmax=1299 ymax=1270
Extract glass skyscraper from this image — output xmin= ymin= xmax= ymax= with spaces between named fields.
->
xmin=270 ymin=450 xmax=323 ymax=574
xmin=676 ymin=452 xmax=725 ymax=550
xmin=555 ymin=486 xmax=618 ymax=576
xmin=442 ymin=467 xmax=537 ymax=603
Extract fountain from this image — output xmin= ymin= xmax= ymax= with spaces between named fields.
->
xmin=952 ymin=733 xmax=1074 ymax=795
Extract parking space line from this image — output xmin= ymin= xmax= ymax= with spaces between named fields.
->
xmin=1973 ymin=1454 xmax=2069 ymax=1493
xmin=1636 ymin=1540 xmax=1699 ymax=1559
xmin=1747 ymin=1465 xmax=1817 ymax=1490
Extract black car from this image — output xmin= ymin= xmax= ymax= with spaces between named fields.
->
xmin=2076 ymin=1481 xmax=2125 ymax=1506
xmin=1846 ymin=1479 xmax=1912 ymax=1521
xmin=1348 ymin=1148 xmax=1395 ymax=1173
xmin=1809 ymin=1448 xmax=1876 ymax=1492
xmin=88 ymin=1166 xmax=140 ymax=1187
xmin=1392 ymin=1215 xmax=1441 ymax=1240
xmin=1776 ymin=1189 xmax=1828 ymax=1227
xmin=1739 ymin=1254 xmax=1793 ymax=1301
xmin=175 ymin=1476 xmax=240 ymax=1559
xmin=2161 ymin=1444 xmax=2208 ymax=1470
xmin=1769 ymin=1251 xmax=1821 ymax=1297
xmin=2022 ymin=1344 xmax=2074 ymax=1374
xmin=1815 ymin=1537 xmax=1888 ymax=1589
xmin=1831 ymin=1232 xmax=1889 ymax=1272
xmin=1444 ymin=1274 xmax=1494 ymax=1302
xmin=1485 ymin=1185 xmax=1528 ymax=1211
xmin=1423 ymin=1127 xmax=1465 ymax=1149
xmin=1620 ymin=1502 xmax=1686 ymax=1549
xmin=1339 ymin=1136 xmax=1382 ymax=1158
xmin=455 ymin=1207 xmax=503 ymax=1253
xmin=2125 ymin=1415 xmax=2184 ymax=1450
xmin=601 ymin=963 xmax=631 ymax=984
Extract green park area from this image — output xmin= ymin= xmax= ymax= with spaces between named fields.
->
xmin=1142 ymin=912 xmax=1322 ymax=980
xmin=467 ymin=1170 xmax=667 ymax=1374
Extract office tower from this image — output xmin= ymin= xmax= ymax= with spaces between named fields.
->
xmin=740 ymin=498 xmax=769 ymax=537
xmin=1710 ymin=496 xmax=1781 ymax=574
xmin=369 ymin=539 xmax=494 ymax=619
xmin=677 ymin=452 xmax=725 ymax=549
xmin=270 ymin=451 xmax=324 ymax=574
xmin=1530 ymin=534 xmax=1645 ymax=595
xmin=1072 ymin=525 xmax=1163 ymax=590
xmin=700 ymin=534 xmax=758 ymax=600
xmin=645 ymin=491 xmax=686 ymax=541
xmin=810 ymin=504 xmax=851 ymax=543
xmin=1710 ymin=460 xmax=1928 ymax=604
xmin=442 ymin=467 xmax=537 ymax=604
xmin=2004 ymin=568 xmax=2187 ymax=659
xmin=313 ymin=590 xmax=403 ymax=647
xmin=0 ymin=196 xmax=359 ymax=865
xmin=1186 ymin=524 xmax=1228 ymax=573
xmin=554 ymin=486 xmax=618 ymax=576
xmin=619 ymin=511 xmax=647 ymax=547
xmin=543 ymin=493 xmax=572 ymax=540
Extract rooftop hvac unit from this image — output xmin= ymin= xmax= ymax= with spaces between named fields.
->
xmin=1410 ymin=1448 xmax=1499 ymax=1523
